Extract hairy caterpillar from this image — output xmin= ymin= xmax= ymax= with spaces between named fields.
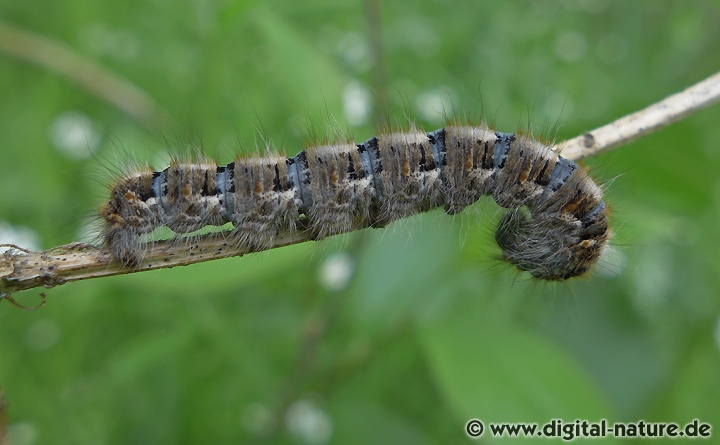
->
xmin=101 ymin=124 xmax=610 ymax=280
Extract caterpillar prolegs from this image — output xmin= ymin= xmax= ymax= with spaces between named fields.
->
xmin=101 ymin=124 xmax=611 ymax=280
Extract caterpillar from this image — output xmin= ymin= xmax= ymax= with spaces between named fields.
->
xmin=100 ymin=123 xmax=611 ymax=280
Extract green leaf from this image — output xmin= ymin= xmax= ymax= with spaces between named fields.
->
xmin=420 ymin=318 xmax=616 ymax=444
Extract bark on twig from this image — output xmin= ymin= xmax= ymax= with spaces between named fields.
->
xmin=555 ymin=71 xmax=720 ymax=160
xmin=2 ymin=71 xmax=720 ymax=299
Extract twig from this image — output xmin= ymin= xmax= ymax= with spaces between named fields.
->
xmin=2 ymin=71 xmax=720 ymax=299
xmin=1 ymin=231 xmax=313 ymax=296
xmin=555 ymin=71 xmax=720 ymax=160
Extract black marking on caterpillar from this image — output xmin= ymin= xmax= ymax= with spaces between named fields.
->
xmin=100 ymin=124 xmax=611 ymax=280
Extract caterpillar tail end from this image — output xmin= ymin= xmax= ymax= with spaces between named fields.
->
xmin=495 ymin=209 xmax=610 ymax=281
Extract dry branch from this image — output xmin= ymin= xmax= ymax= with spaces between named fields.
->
xmin=555 ymin=71 xmax=720 ymax=160
xmin=2 ymin=71 xmax=720 ymax=299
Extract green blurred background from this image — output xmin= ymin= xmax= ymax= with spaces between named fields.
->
xmin=1 ymin=0 xmax=720 ymax=443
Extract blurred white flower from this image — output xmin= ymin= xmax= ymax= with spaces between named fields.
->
xmin=343 ymin=81 xmax=371 ymax=127
xmin=415 ymin=87 xmax=455 ymax=124
xmin=48 ymin=111 xmax=101 ymax=159
xmin=318 ymin=253 xmax=355 ymax=292
xmin=285 ymin=398 xmax=333 ymax=445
